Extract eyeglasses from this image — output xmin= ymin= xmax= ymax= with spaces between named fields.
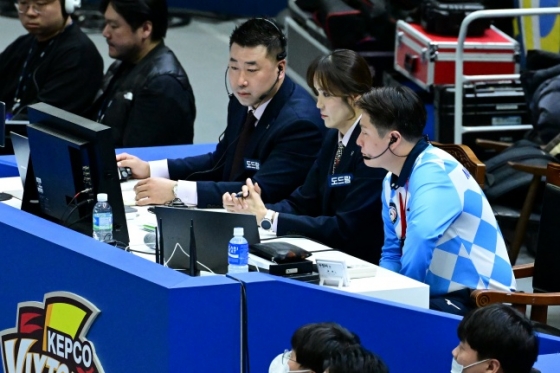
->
xmin=282 ymin=350 xmax=312 ymax=373
xmin=14 ymin=0 xmax=55 ymax=15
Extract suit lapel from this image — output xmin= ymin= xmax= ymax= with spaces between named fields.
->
xmin=336 ymin=125 xmax=361 ymax=173
xmin=230 ymin=77 xmax=296 ymax=180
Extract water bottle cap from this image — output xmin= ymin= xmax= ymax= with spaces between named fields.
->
xmin=97 ymin=193 xmax=108 ymax=202
xmin=233 ymin=227 xmax=244 ymax=236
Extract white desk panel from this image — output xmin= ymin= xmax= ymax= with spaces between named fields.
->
xmin=1 ymin=176 xmax=430 ymax=309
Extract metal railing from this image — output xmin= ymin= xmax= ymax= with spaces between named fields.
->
xmin=454 ymin=7 xmax=560 ymax=144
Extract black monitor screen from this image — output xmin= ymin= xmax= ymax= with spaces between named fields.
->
xmin=0 ymin=101 xmax=5 ymax=148
xmin=23 ymin=103 xmax=129 ymax=244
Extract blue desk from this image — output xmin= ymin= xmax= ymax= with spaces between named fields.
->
xmin=535 ymin=353 xmax=560 ymax=372
xmin=231 ymin=273 xmax=560 ymax=373
xmin=0 ymin=143 xmax=217 ymax=178
xmin=0 ymin=202 xmax=241 ymax=372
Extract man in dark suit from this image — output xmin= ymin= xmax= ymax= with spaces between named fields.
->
xmin=117 ymin=18 xmax=324 ymax=207
xmin=223 ymin=50 xmax=385 ymax=263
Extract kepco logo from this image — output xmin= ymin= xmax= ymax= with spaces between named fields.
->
xmin=1 ymin=292 xmax=104 ymax=373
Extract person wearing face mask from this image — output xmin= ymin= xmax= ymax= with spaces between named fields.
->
xmin=269 ymin=322 xmax=361 ymax=373
xmin=223 ymin=49 xmax=386 ymax=264
xmin=451 ymin=304 xmax=539 ymax=373
xmin=323 ymin=344 xmax=389 ymax=373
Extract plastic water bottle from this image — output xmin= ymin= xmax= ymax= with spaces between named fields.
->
xmin=228 ymin=227 xmax=249 ymax=273
xmin=92 ymin=193 xmax=113 ymax=242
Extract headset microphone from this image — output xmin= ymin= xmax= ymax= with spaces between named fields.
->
xmin=225 ymin=65 xmax=282 ymax=103
xmin=257 ymin=67 xmax=282 ymax=102
xmin=363 ymin=136 xmax=397 ymax=160
xmin=224 ymin=67 xmax=232 ymax=97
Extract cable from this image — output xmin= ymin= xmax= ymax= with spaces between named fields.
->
xmin=60 ymin=188 xmax=93 ymax=224
xmin=224 ymin=275 xmax=250 ymax=373
xmin=127 ymin=247 xmax=155 ymax=255
xmin=184 ymin=131 xmax=241 ymax=181
xmin=164 ymin=242 xmax=214 ymax=274
xmin=66 ymin=210 xmax=93 ymax=229
xmin=62 ymin=198 xmax=94 ymax=227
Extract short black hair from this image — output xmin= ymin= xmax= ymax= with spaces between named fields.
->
xmin=291 ymin=322 xmax=360 ymax=373
xmin=356 ymin=86 xmax=426 ymax=141
xmin=457 ymin=304 xmax=539 ymax=373
xmin=229 ymin=18 xmax=286 ymax=61
xmin=324 ymin=345 xmax=389 ymax=373
xmin=100 ymin=0 xmax=168 ymax=41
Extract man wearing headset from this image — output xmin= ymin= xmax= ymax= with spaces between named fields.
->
xmin=0 ymin=0 xmax=103 ymax=120
xmin=117 ymin=18 xmax=324 ymax=207
xmin=356 ymin=86 xmax=516 ymax=315
xmin=91 ymin=0 xmax=195 ymax=148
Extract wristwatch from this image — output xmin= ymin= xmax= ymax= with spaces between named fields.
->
xmin=172 ymin=182 xmax=179 ymax=199
xmin=260 ymin=210 xmax=275 ymax=231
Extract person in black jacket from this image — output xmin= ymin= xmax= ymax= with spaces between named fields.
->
xmin=223 ymin=49 xmax=386 ymax=264
xmin=0 ymin=0 xmax=103 ymax=120
xmin=116 ymin=18 xmax=324 ymax=208
xmin=91 ymin=0 xmax=195 ymax=147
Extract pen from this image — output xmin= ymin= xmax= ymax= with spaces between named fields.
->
xmin=235 ymin=191 xmax=249 ymax=198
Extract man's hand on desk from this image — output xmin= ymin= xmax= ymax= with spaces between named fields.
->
xmin=116 ymin=153 xmax=150 ymax=179
xmin=134 ymin=177 xmax=175 ymax=205
xmin=223 ymin=178 xmax=267 ymax=223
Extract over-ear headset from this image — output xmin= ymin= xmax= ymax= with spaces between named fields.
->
xmin=62 ymin=0 xmax=81 ymax=15
xmin=259 ymin=18 xmax=287 ymax=61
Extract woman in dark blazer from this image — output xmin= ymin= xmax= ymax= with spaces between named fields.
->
xmin=223 ymin=49 xmax=386 ymax=264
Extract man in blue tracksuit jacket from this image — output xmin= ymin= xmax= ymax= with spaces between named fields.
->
xmin=356 ymin=86 xmax=516 ymax=315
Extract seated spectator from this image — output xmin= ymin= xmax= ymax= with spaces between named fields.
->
xmin=356 ymin=86 xmax=516 ymax=315
xmin=452 ymin=304 xmax=539 ymax=373
xmin=324 ymin=345 xmax=389 ymax=373
xmin=269 ymin=322 xmax=360 ymax=373
xmin=92 ymin=0 xmax=195 ymax=147
xmin=0 ymin=0 xmax=103 ymax=119
xmin=223 ymin=49 xmax=386 ymax=263
xmin=116 ymin=18 xmax=324 ymax=208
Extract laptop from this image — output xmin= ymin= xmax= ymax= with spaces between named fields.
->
xmin=10 ymin=132 xmax=30 ymax=188
xmin=154 ymin=207 xmax=260 ymax=274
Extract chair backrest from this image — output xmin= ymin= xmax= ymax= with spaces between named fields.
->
xmin=430 ymin=142 xmax=486 ymax=188
xmin=532 ymin=162 xmax=560 ymax=293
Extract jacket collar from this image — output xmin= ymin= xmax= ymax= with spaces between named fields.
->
xmin=389 ymin=137 xmax=430 ymax=189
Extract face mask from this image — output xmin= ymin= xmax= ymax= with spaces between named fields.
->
xmin=269 ymin=353 xmax=288 ymax=373
xmin=269 ymin=352 xmax=312 ymax=373
xmin=451 ymin=357 xmax=490 ymax=373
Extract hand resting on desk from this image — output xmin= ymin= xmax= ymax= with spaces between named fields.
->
xmin=133 ymin=177 xmax=176 ymax=205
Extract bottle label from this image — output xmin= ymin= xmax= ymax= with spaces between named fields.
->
xmin=93 ymin=213 xmax=113 ymax=230
xmin=228 ymin=242 xmax=248 ymax=266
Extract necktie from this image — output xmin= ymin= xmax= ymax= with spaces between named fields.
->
xmin=332 ymin=141 xmax=345 ymax=174
xmin=230 ymin=111 xmax=257 ymax=180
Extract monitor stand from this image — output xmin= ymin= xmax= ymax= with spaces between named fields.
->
xmin=0 ymin=192 xmax=12 ymax=201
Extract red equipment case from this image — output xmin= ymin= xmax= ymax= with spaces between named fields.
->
xmin=394 ymin=20 xmax=519 ymax=90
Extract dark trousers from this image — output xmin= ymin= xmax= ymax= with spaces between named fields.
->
xmin=429 ymin=288 xmax=474 ymax=316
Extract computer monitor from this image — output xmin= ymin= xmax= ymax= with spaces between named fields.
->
xmin=22 ymin=103 xmax=129 ymax=244
xmin=0 ymin=101 xmax=5 ymax=148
